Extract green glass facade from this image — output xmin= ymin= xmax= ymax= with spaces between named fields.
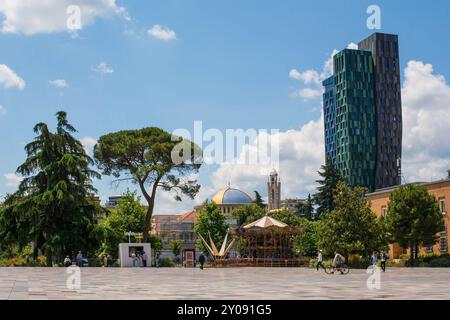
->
xmin=333 ymin=49 xmax=376 ymax=189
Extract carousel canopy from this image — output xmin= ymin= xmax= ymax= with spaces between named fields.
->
xmin=243 ymin=215 xmax=288 ymax=229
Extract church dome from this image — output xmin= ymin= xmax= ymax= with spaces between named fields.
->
xmin=209 ymin=187 xmax=253 ymax=205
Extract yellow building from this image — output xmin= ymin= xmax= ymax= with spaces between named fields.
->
xmin=367 ymin=178 xmax=449 ymax=258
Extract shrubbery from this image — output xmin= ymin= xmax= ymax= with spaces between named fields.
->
xmin=158 ymin=257 xmax=174 ymax=267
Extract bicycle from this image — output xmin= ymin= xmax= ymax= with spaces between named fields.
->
xmin=324 ymin=264 xmax=350 ymax=275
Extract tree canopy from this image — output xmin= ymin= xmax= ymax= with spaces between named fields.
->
xmin=96 ymin=191 xmax=145 ymax=258
xmin=253 ymin=191 xmax=265 ymax=208
xmin=232 ymin=204 xmax=265 ymax=227
xmin=313 ymin=158 xmax=342 ymax=219
xmin=297 ymin=194 xmax=314 ymax=220
xmin=193 ymin=201 xmax=228 ymax=255
xmin=386 ymin=184 xmax=444 ymax=262
xmin=317 ymin=182 xmax=386 ymax=258
xmin=94 ymin=127 xmax=202 ymax=241
xmin=0 ymin=111 xmax=100 ymax=266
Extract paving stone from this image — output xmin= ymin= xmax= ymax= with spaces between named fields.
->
xmin=0 ymin=267 xmax=449 ymax=299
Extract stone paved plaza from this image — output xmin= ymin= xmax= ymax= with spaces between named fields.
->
xmin=1 ymin=267 xmax=449 ymax=300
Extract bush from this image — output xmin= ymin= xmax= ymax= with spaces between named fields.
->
xmin=429 ymin=255 xmax=450 ymax=267
xmin=347 ymin=255 xmax=371 ymax=269
xmin=0 ymin=255 xmax=46 ymax=267
xmin=158 ymin=257 xmax=174 ymax=267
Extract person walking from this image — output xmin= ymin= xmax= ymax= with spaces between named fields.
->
xmin=199 ymin=253 xmax=206 ymax=270
xmin=316 ymin=250 xmax=324 ymax=271
xmin=64 ymin=256 xmax=72 ymax=267
xmin=142 ymin=251 xmax=148 ymax=267
xmin=106 ymin=254 xmax=113 ymax=267
xmin=131 ymin=253 xmax=137 ymax=267
xmin=380 ymin=251 xmax=387 ymax=272
xmin=76 ymin=251 xmax=83 ymax=267
xmin=155 ymin=252 xmax=160 ymax=268
xmin=371 ymin=252 xmax=378 ymax=270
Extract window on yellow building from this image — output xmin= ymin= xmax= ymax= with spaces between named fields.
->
xmin=439 ymin=198 xmax=446 ymax=215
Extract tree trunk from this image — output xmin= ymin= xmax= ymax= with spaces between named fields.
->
xmin=139 ymin=177 xmax=161 ymax=243
xmin=415 ymin=240 xmax=419 ymax=260
xmin=46 ymin=248 xmax=52 ymax=267
xmin=409 ymin=240 xmax=414 ymax=267
xmin=143 ymin=202 xmax=155 ymax=242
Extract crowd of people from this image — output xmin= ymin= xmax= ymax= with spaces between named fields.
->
xmin=130 ymin=251 xmax=148 ymax=267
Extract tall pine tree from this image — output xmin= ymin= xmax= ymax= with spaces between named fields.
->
xmin=0 ymin=112 xmax=100 ymax=266
xmin=313 ymin=158 xmax=342 ymax=219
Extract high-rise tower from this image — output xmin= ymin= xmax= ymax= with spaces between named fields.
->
xmin=358 ymin=33 xmax=402 ymax=189
xmin=267 ymin=169 xmax=281 ymax=211
xmin=322 ymin=33 xmax=402 ymax=191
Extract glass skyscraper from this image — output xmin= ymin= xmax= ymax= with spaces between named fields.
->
xmin=322 ymin=33 xmax=402 ymax=192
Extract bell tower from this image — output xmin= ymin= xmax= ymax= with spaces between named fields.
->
xmin=267 ymin=169 xmax=281 ymax=211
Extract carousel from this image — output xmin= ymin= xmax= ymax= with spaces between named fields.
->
xmin=200 ymin=214 xmax=307 ymax=267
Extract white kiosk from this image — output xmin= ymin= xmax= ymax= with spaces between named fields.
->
xmin=118 ymin=232 xmax=151 ymax=267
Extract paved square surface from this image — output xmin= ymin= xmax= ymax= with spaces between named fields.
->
xmin=1 ymin=267 xmax=449 ymax=300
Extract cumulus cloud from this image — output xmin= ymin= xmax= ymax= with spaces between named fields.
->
xmin=0 ymin=105 xmax=6 ymax=116
xmin=81 ymin=136 xmax=97 ymax=155
xmin=347 ymin=42 xmax=358 ymax=50
xmin=0 ymin=0 xmax=129 ymax=35
xmin=148 ymin=24 xmax=176 ymax=41
xmin=94 ymin=62 xmax=114 ymax=75
xmin=401 ymin=60 xmax=450 ymax=182
xmin=289 ymin=48 xmax=339 ymax=100
xmin=209 ymin=115 xmax=324 ymax=200
xmin=4 ymin=173 xmax=23 ymax=187
xmin=0 ymin=64 xmax=25 ymax=90
xmin=49 ymin=79 xmax=68 ymax=88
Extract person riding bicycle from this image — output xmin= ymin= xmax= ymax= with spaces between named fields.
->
xmin=331 ymin=251 xmax=345 ymax=274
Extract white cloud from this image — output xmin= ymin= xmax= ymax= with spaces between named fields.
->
xmin=148 ymin=24 xmax=176 ymax=41
xmin=347 ymin=42 xmax=358 ymax=50
xmin=209 ymin=115 xmax=324 ymax=200
xmin=0 ymin=0 xmax=129 ymax=35
xmin=94 ymin=62 xmax=114 ymax=75
xmin=0 ymin=64 xmax=25 ymax=90
xmin=4 ymin=173 xmax=23 ymax=187
xmin=295 ymin=88 xmax=323 ymax=99
xmin=81 ymin=136 xmax=97 ymax=155
xmin=289 ymin=48 xmax=340 ymax=100
xmin=0 ymin=105 xmax=6 ymax=116
xmin=49 ymin=79 xmax=68 ymax=88
xmin=401 ymin=60 xmax=450 ymax=182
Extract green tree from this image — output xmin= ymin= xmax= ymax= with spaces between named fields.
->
xmin=0 ymin=112 xmax=100 ymax=266
xmin=232 ymin=204 xmax=265 ymax=226
xmin=293 ymin=218 xmax=319 ymax=257
xmin=97 ymin=191 xmax=145 ymax=258
xmin=169 ymin=240 xmax=182 ymax=258
xmin=94 ymin=127 xmax=202 ymax=242
xmin=386 ymin=184 xmax=444 ymax=264
xmin=271 ymin=208 xmax=301 ymax=226
xmin=148 ymin=235 xmax=163 ymax=253
xmin=194 ymin=201 xmax=228 ymax=254
xmin=313 ymin=158 xmax=342 ymax=219
xmin=253 ymin=191 xmax=265 ymax=208
xmin=317 ymin=182 xmax=385 ymax=258
xmin=297 ymin=194 xmax=314 ymax=220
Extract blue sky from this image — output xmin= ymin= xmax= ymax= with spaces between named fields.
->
xmin=1 ymin=0 xmax=450 ymax=213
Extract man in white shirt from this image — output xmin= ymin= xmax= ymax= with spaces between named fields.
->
xmin=316 ymin=250 xmax=324 ymax=271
